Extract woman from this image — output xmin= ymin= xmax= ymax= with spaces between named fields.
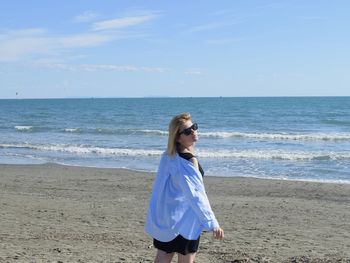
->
xmin=145 ymin=113 xmax=224 ymax=263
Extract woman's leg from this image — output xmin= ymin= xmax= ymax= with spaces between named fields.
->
xmin=177 ymin=253 xmax=196 ymax=263
xmin=154 ymin=249 xmax=175 ymax=263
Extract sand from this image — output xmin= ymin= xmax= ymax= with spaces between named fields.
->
xmin=0 ymin=163 xmax=349 ymax=263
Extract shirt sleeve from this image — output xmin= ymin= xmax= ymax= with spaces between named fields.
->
xmin=175 ymin=161 xmax=219 ymax=231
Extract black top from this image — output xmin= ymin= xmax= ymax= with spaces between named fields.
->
xmin=178 ymin=152 xmax=204 ymax=177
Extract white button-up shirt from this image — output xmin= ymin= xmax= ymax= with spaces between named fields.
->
xmin=145 ymin=152 xmax=219 ymax=242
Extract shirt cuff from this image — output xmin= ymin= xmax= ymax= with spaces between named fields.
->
xmin=202 ymin=218 xmax=220 ymax=231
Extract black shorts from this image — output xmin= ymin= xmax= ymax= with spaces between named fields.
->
xmin=153 ymin=235 xmax=200 ymax=255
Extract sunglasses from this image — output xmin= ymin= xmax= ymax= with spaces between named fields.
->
xmin=179 ymin=123 xmax=198 ymax=136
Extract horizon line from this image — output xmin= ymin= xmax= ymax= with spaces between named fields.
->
xmin=1 ymin=95 xmax=350 ymax=100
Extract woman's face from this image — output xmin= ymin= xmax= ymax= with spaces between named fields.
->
xmin=177 ymin=120 xmax=198 ymax=148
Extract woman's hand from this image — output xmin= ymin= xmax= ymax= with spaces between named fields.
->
xmin=213 ymin=227 xmax=224 ymax=240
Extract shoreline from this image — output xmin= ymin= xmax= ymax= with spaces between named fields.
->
xmin=1 ymin=163 xmax=350 ymax=262
xmin=1 ymin=162 xmax=349 ymax=185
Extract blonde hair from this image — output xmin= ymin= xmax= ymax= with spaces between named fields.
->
xmin=167 ymin=112 xmax=192 ymax=156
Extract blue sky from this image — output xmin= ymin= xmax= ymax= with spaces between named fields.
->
xmin=0 ymin=0 xmax=349 ymax=98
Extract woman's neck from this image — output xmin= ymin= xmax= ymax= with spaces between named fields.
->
xmin=178 ymin=145 xmax=195 ymax=154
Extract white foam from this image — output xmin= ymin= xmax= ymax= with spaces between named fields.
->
xmin=196 ymin=148 xmax=350 ymax=161
xmin=1 ymin=143 xmax=349 ymax=161
xmin=64 ymin=128 xmax=81 ymax=133
xmin=15 ymin=126 xmax=33 ymax=131
xmin=3 ymin=152 xmax=49 ymax=162
xmin=140 ymin=129 xmax=168 ymax=136
xmin=0 ymin=143 xmax=163 ymax=157
xmin=199 ymin=131 xmax=350 ymax=141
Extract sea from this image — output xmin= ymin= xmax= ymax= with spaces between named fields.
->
xmin=0 ymin=97 xmax=349 ymax=183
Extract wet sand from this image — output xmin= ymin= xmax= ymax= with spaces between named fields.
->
xmin=0 ymin=164 xmax=349 ymax=263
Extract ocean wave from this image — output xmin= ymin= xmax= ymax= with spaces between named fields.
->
xmin=322 ymin=119 xmax=350 ymax=126
xmin=199 ymin=131 xmax=350 ymax=141
xmin=139 ymin=129 xmax=168 ymax=136
xmin=64 ymin=128 xmax=82 ymax=133
xmin=1 ymin=143 xmax=349 ymax=161
xmin=11 ymin=126 xmax=350 ymax=141
xmin=15 ymin=126 xmax=34 ymax=131
xmin=3 ymin=152 xmax=49 ymax=162
xmin=91 ymin=128 xmax=169 ymax=136
xmin=64 ymin=129 xmax=350 ymax=141
xmin=14 ymin=126 xmax=51 ymax=133
xmin=60 ymin=128 xmax=168 ymax=136
xmin=0 ymin=143 xmax=163 ymax=157
xmin=196 ymin=149 xmax=350 ymax=161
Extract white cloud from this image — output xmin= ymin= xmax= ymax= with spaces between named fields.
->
xmin=58 ymin=34 xmax=114 ymax=48
xmin=1 ymin=30 xmax=56 ymax=62
xmin=0 ymin=11 xmax=160 ymax=62
xmin=185 ymin=68 xmax=204 ymax=75
xmin=92 ymin=14 xmax=157 ymax=31
xmin=188 ymin=21 xmax=241 ymax=33
xmin=33 ymin=62 xmax=169 ymax=73
xmin=6 ymin=28 xmax=47 ymax=36
xmin=74 ymin=11 xmax=99 ymax=23
xmin=0 ymin=30 xmax=115 ymax=62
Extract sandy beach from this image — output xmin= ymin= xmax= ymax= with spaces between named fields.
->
xmin=0 ymin=164 xmax=349 ymax=263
